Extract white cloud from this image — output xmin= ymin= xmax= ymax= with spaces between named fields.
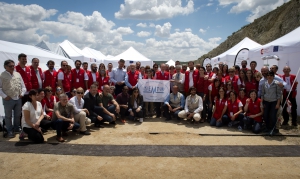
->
xmin=115 ymin=0 xmax=195 ymax=20
xmin=137 ymin=31 xmax=151 ymax=37
xmin=136 ymin=23 xmax=147 ymax=28
xmin=199 ymin=28 xmax=206 ymax=34
xmin=218 ymin=0 xmax=290 ymax=22
xmin=207 ymin=3 xmax=213 ymax=6
xmin=155 ymin=22 xmax=172 ymax=37
xmin=185 ymin=28 xmax=192 ymax=32
xmin=174 ymin=28 xmax=180 ymax=32
xmin=115 ymin=27 xmax=134 ymax=35
xmin=149 ymin=23 xmax=156 ymax=27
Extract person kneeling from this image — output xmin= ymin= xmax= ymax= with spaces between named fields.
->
xmin=21 ymin=89 xmax=45 ymax=143
xmin=128 ymin=88 xmax=144 ymax=122
xmin=178 ymin=87 xmax=203 ymax=124
xmin=163 ymin=85 xmax=185 ymax=121
xmin=52 ymin=94 xmax=80 ymax=142
xmin=210 ymin=87 xmax=228 ymax=127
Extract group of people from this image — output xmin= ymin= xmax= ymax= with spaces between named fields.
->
xmin=0 ymin=53 xmax=298 ymax=143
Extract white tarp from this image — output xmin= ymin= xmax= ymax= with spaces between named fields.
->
xmin=202 ymin=58 xmax=211 ymax=67
xmin=248 ymin=26 xmax=300 ymax=115
xmin=104 ymin=47 xmax=153 ymax=67
xmin=35 ymin=40 xmax=70 ymax=59
xmin=166 ymin=59 xmax=175 ymax=66
xmin=59 ymin=40 xmax=101 ymax=66
xmin=138 ymin=79 xmax=170 ymax=102
xmin=82 ymin=47 xmax=106 ymax=63
xmin=211 ymin=37 xmax=261 ymax=68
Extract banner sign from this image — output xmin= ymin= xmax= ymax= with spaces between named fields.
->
xmin=138 ymin=79 xmax=170 ymax=102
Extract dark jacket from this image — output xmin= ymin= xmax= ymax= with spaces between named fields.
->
xmin=128 ymin=95 xmax=144 ymax=111
xmin=83 ymin=92 xmax=101 ymax=120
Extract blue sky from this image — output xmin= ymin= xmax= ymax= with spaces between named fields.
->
xmin=0 ymin=0 xmax=290 ymax=61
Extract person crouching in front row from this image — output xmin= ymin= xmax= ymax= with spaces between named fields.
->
xmin=178 ymin=87 xmax=203 ymax=125
xmin=51 ymin=93 xmax=80 ymax=142
xmin=128 ymin=88 xmax=144 ymax=123
xmin=163 ymin=85 xmax=185 ymax=121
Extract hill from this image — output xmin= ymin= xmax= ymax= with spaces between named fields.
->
xmin=196 ymin=0 xmax=300 ymax=65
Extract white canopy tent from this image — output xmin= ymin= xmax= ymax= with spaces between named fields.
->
xmin=82 ymin=47 xmax=106 ymax=64
xmin=104 ymin=47 xmax=153 ymax=67
xmin=166 ymin=59 xmax=175 ymax=66
xmin=211 ymin=37 xmax=261 ymax=68
xmin=35 ymin=40 xmax=70 ymax=59
xmin=59 ymin=40 xmax=101 ymax=66
xmin=0 ymin=40 xmax=74 ymax=120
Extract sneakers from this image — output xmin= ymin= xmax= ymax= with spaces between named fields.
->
xmin=85 ymin=118 xmax=92 ymax=125
xmin=79 ymin=130 xmax=91 ymax=135
xmin=19 ymin=130 xmax=27 ymax=140
xmin=7 ymin=131 xmax=15 ymax=138
xmin=139 ymin=118 xmax=143 ymax=123
xmin=238 ymin=125 xmax=243 ymax=131
xmin=228 ymin=122 xmax=233 ymax=127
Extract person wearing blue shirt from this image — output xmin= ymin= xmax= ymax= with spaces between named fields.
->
xmin=163 ymin=85 xmax=185 ymax=121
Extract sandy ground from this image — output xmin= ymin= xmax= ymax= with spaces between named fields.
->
xmin=1 ymin=117 xmax=300 ymax=178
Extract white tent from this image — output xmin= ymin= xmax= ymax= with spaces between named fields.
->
xmin=211 ymin=37 xmax=261 ymax=68
xmin=82 ymin=47 xmax=106 ymax=63
xmin=166 ymin=59 xmax=175 ymax=66
xmin=104 ymin=47 xmax=153 ymax=67
xmin=35 ymin=40 xmax=70 ymax=59
xmin=248 ymin=26 xmax=300 ymax=115
xmin=59 ymin=40 xmax=101 ymax=66
xmin=0 ymin=40 xmax=74 ymax=120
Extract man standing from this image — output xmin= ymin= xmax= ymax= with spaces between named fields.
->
xmin=83 ymin=84 xmax=104 ymax=128
xmin=71 ymin=60 xmax=88 ymax=90
xmin=181 ymin=64 xmax=187 ymax=73
xmin=136 ymin=61 xmax=141 ymax=71
xmin=43 ymin=60 xmax=57 ymax=93
xmin=182 ymin=61 xmax=199 ymax=95
xmin=205 ymin=63 xmax=216 ymax=83
xmin=282 ymin=66 xmax=298 ymax=126
xmin=30 ymin=58 xmax=43 ymax=90
xmin=125 ymin=63 xmax=142 ymax=95
xmin=196 ymin=64 xmax=201 ymax=70
xmin=99 ymin=85 xmax=120 ymax=125
xmin=270 ymin=65 xmax=281 ymax=77
xmin=250 ymin=61 xmax=258 ymax=74
xmin=241 ymin=60 xmax=248 ymax=72
xmin=172 ymin=65 xmax=184 ymax=94
xmin=107 ymin=63 xmax=113 ymax=78
xmin=225 ymin=67 xmax=239 ymax=94
xmin=110 ymin=59 xmax=127 ymax=96
xmin=15 ymin=53 xmax=31 ymax=104
xmin=116 ymin=86 xmax=130 ymax=123
xmin=82 ymin=62 xmax=89 ymax=73
xmin=87 ymin=63 xmax=99 ymax=89
xmin=175 ymin=61 xmax=180 ymax=66
xmin=178 ymin=87 xmax=203 ymax=124
xmin=0 ymin=60 xmax=27 ymax=138
xmin=163 ymin=85 xmax=185 ymax=121
xmin=57 ymin=61 xmax=71 ymax=95
xmin=52 ymin=94 xmax=80 ymax=142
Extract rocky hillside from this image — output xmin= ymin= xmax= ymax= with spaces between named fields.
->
xmin=196 ymin=0 xmax=300 ymax=64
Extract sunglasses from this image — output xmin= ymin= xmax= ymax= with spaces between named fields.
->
xmin=72 ymin=90 xmax=77 ymax=93
xmin=57 ymin=88 xmax=62 ymax=91
xmin=77 ymin=92 xmax=83 ymax=94
xmin=46 ymin=90 xmax=52 ymax=92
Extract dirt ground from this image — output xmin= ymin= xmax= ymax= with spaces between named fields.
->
xmin=0 ymin=118 xmax=300 ymax=178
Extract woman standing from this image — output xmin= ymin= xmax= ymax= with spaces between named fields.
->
xmin=245 ymin=70 xmax=257 ymax=95
xmin=197 ymin=67 xmax=209 ymax=122
xmin=21 ymin=89 xmax=44 ymax=143
xmin=226 ymin=91 xmax=244 ymax=128
xmin=225 ymin=81 xmax=233 ymax=97
xmin=207 ymin=78 xmax=221 ymax=121
xmin=128 ymin=88 xmax=144 ymax=122
xmin=97 ymin=69 xmax=110 ymax=92
xmin=261 ymin=71 xmax=282 ymax=135
xmin=238 ymin=70 xmax=246 ymax=90
xmin=222 ymin=64 xmax=229 ymax=78
xmin=210 ymin=87 xmax=227 ymax=127
xmin=240 ymin=90 xmax=263 ymax=133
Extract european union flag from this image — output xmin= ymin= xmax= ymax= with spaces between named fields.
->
xmin=273 ymin=46 xmax=279 ymax=52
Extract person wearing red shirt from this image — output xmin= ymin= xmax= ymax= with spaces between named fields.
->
xmin=30 ymin=58 xmax=44 ymax=90
xmin=182 ymin=61 xmax=199 ymax=95
xmin=82 ymin=62 xmax=89 ymax=74
xmin=250 ymin=61 xmax=258 ymax=74
xmin=181 ymin=64 xmax=187 ymax=73
xmin=136 ymin=61 xmax=141 ymax=71
xmin=222 ymin=64 xmax=229 ymax=78
xmin=97 ymin=69 xmax=110 ymax=92
xmin=237 ymin=70 xmax=246 ymax=90
xmin=225 ymin=67 xmax=239 ymax=94
xmin=37 ymin=88 xmax=52 ymax=132
xmin=241 ymin=90 xmax=263 ymax=133
xmin=205 ymin=63 xmax=216 ymax=83
xmin=216 ymin=71 xmax=225 ymax=88
xmin=238 ymin=88 xmax=247 ymax=110
xmin=125 ymin=64 xmax=142 ymax=95
xmin=282 ymin=66 xmax=298 ymax=126
xmin=197 ymin=66 xmax=209 ymax=122
xmin=107 ymin=63 xmax=113 ymax=84
xmin=71 ymin=60 xmax=88 ymax=90
xmin=207 ymin=78 xmax=221 ymax=121
xmin=15 ymin=53 xmax=32 ymax=105
xmin=241 ymin=60 xmax=248 ymax=72
xmin=57 ymin=61 xmax=71 ymax=96
xmin=245 ymin=70 xmax=257 ymax=96
xmin=210 ymin=87 xmax=228 ymax=127
xmin=87 ymin=63 xmax=99 ymax=89
xmin=154 ymin=63 xmax=169 ymax=117
xmin=43 ymin=60 xmax=57 ymax=94
xmin=226 ymin=91 xmax=244 ymax=129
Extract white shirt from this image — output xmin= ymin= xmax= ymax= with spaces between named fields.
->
xmin=237 ymin=78 xmax=244 ymax=86
xmin=214 ymin=99 xmax=228 ymax=106
xmin=22 ymin=101 xmax=43 ymax=128
xmin=57 ymin=71 xmax=64 ymax=80
xmin=0 ymin=71 xmax=27 ymax=100
xmin=284 ymin=76 xmax=291 ymax=91
xmin=35 ymin=69 xmax=43 ymax=89
xmin=189 ymin=70 xmax=194 ymax=87
xmin=91 ymin=72 xmax=97 ymax=82
xmin=75 ymin=69 xmax=89 ymax=80
xmin=69 ymin=96 xmax=85 ymax=114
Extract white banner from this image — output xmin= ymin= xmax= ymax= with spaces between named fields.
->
xmin=138 ymin=79 xmax=170 ymax=102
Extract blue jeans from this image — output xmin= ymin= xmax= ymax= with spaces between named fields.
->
xmin=242 ymin=116 xmax=262 ymax=134
xmin=163 ymin=104 xmax=181 ymax=120
xmin=263 ymin=101 xmax=278 ymax=130
xmin=3 ymin=98 xmax=22 ymax=133
xmin=210 ymin=117 xmax=225 ymax=127
xmin=101 ymin=105 xmax=116 ymax=122
xmin=51 ymin=119 xmax=80 ymax=137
